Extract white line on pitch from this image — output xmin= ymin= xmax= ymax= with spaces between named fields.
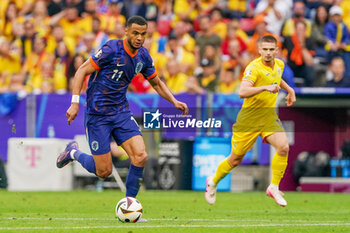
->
xmin=0 ymin=217 xmax=350 ymax=223
xmin=1 ymin=223 xmax=350 ymax=231
xmin=1 ymin=217 xmax=349 ymax=223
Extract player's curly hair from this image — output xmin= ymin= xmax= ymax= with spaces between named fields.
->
xmin=126 ymin=16 xmax=148 ymax=28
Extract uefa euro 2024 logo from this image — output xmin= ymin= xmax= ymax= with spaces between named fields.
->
xmin=143 ymin=109 xmax=162 ymax=129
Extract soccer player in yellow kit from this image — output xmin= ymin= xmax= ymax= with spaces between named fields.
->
xmin=205 ymin=35 xmax=296 ymax=207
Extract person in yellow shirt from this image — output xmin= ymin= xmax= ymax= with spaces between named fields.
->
xmin=0 ymin=37 xmax=21 ymax=91
xmin=210 ymin=7 xmax=227 ymax=39
xmin=218 ymin=68 xmax=240 ymax=93
xmin=18 ymin=20 xmax=36 ymax=60
xmin=173 ymin=19 xmax=196 ymax=52
xmin=100 ymin=0 xmax=125 ymax=35
xmin=22 ymin=36 xmax=54 ymax=92
xmin=46 ymin=24 xmax=75 ymax=57
xmin=340 ymin=0 xmax=350 ymax=30
xmin=205 ymin=35 xmax=296 ymax=207
xmin=166 ymin=35 xmax=195 ymax=75
xmin=282 ymin=1 xmax=312 ymax=37
xmin=80 ymin=0 xmax=100 ymax=33
xmin=59 ymin=6 xmax=85 ymax=45
xmin=163 ymin=59 xmax=188 ymax=94
xmin=0 ymin=2 xmax=25 ymax=42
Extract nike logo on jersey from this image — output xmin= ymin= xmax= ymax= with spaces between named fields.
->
xmin=117 ymin=63 xmax=125 ymax=66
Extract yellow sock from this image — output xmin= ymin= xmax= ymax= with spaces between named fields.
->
xmin=271 ymin=153 xmax=288 ymax=186
xmin=212 ymin=158 xmax=234 ymax=185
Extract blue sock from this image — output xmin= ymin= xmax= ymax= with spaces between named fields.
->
xmin=125 ymin=164 xmax=144 ymax=197
xmin=74 ymin=151 xmax=96 ymax=175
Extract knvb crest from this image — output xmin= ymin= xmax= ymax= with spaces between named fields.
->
xmin=135 ymin=62 xmax=143 ymax=74
xmin=143 ymin=109 xmax=162 ymax=129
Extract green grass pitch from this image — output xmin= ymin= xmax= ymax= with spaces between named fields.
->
xmin=1 ymin=190 xmax=350 ymax=233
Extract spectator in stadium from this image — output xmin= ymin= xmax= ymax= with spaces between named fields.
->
xmin=186 ymin=75 xmax=205 ymax=94
xmin=282 ymin=1 xmax=312 ymax=38
xmin=0 ymin=1 xmax=20 ymax=41
xmin=146 ymin=19 xmax=167 ymax=54
xmin=92 ymin=17 xmax=109 ymax=50
xmin=121 ymin=0 xmax=147 ymax=20
xmin=194 ymin=15 xmax=221 ymax=67
xmin=100 ymin=0 xmax=125 ymax=35
xmin=222 ymin=39 xmax=249 ymax=78
xmin=80 ymin=0 xmax=100 ymax=34
xmin=165 ymin=35 xmax=195 ymax=75
xmin=19 ymin=20 xmax=36 ymax=61
xmin=53 ymin=41 xmax=72 ymax=93
xmin=210 ymin=7 xmax=227 ymax=39
xmin=163 ymin=59 xmax=189 ymax=94
xmin=311 ymin=4 xmax=329 ymax=58
xmin=22 ymin=36 xmax=54 ymax=93
xmin=47 ymin=24 xmax=75 ymax=57
xmin=109 ymin=22 xmax=125 ymax=40
xmin=30 ymin=1 xmax=51 ymax=35
xmin=57 ymin=6 xmax=84 ymax=43
xmin=325 ymin=57 xmax=350 ymax=87
xmin=324 ymin=5 xmax=350 ymax=74
xmin=40 ymin=61 xmax=55 ymax=94
xmin=226 ymin=0 xmax=252 ymax=18
xmin=145 ymin=0 xmax=158 ymax=21
xmin=221 ymin=19 xmax=248 ymax=56
xmin=247 ymin=14 xmax=281 ymax=59
xmin=217 ymin=68 xmax=240 ymax=94
xmin=254 ymin=0 xmax=292 ymax=36
xmin=0 ymin=37 xmax=21 ymax=81
xmin=77 ymin=33 xmax=96 ymax=59
xmin=284 ymin=20 xmax=315 ymax=87
xmin=196 ymin=57 xmax=218 ymax=92
xmin=172 ymin=19 xmax=196 ymax=52
xmin=173 ymin=0 xmax=200 ymax=23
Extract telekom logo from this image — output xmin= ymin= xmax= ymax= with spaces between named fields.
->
xmin=25 ymin=146 xmax=41 ymax=168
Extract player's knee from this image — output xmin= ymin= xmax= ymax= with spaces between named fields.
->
xmin=277 ymin=144 xmax=289 ymax=155
xmin=96 ymin=167 xmax=112 ymax=178
xmin=134 ymin=151 xmax=148 ymax=166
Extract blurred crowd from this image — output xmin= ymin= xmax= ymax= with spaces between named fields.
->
xmin=1 ymin=0 xmax=350 ymax=96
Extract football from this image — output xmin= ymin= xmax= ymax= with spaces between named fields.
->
xmin=115 ymin=197 xmax=143 ymax=223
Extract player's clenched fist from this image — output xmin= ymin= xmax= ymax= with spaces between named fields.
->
xmin=265 ymin=84 xmax=280 ymax=93
xmin=66 ymin=103 xmax=79 ymax=125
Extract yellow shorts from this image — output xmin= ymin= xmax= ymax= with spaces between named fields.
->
xmin=231 ymin=119 xmax=284 ymax=156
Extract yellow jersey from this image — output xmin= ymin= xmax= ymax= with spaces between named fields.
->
xmin=235 ymin=57 xmax=284 ymax=129
xmin=242 ymin=57 xmax=284 ymax=108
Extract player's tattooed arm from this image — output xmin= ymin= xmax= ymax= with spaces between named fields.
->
xmin=148 ymin=76 xmax=189 ymax=115
xmin=66 ymin=59 xmax=97 ymax=125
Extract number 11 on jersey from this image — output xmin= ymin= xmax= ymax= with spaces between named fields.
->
xmin=111 ymin=69 xmax=124 ymax=81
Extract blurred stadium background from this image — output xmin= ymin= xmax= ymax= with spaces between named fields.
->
xmin=0 ymin=0 xmax=350 ymax=203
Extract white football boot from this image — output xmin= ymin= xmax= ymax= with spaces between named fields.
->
xmin=266 ymin=184 xmax=287 ymax=207
xmin=205 ymin=177 xmax=217 ymax=205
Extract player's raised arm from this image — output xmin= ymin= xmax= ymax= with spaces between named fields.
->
xmin=280 ymin=79 xmax=296 ymax=106
xmin=66 ymin=59 xmax=96 ymax=125
xmin=148 ymin=76 xmax=189 ymax=115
